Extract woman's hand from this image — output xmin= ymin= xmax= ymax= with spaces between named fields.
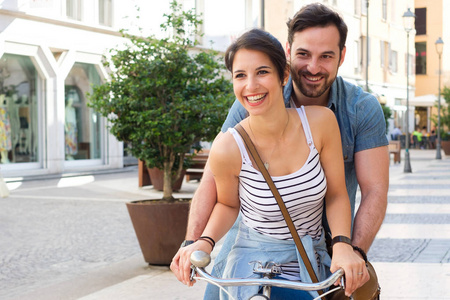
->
xmin=170 ymin=240 xmax=212 ymax=287
xmin=329 ymin=243 xmax=370 ymax=297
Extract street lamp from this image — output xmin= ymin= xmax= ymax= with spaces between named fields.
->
xmin=402 ymin=8 xmax=415 ymax=173
xmin=435 ymin=37 xmax=444 ymax=159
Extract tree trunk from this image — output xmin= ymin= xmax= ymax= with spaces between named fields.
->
xmin=162 ymin=161 xmax=174 ymax=201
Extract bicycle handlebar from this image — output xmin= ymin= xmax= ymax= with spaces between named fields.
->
xmin=190 ymin=251 xmax=344 ymax=292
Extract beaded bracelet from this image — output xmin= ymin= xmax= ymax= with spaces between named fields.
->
xmin=352 ymin=245 xmax=368 ymax=263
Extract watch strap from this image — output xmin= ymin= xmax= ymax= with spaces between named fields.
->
xmin=331 ymin=235 xmax=352 ymax=247
xmin=180 ymin=240 xmax=194 ymax=247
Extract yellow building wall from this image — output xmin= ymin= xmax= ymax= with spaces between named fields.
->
xmin=263 ymin=0 xmax=293 ymax=47
xmin=415 ymin=0 xmax=443 ymax=97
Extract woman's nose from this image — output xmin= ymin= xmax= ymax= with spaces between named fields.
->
xmin=246 ymin=76 xmax=259 ymax=91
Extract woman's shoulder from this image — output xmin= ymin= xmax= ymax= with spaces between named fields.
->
xmin=209 ymin=130 xmax=242 ymax=176
xmin=302 ymin=105 xmax=336 ymax=123
xmin=210 ymin=130 xmax=240 ymax=162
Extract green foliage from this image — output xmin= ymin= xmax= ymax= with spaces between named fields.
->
xmin=88 ymin=1 xmax=234 ymax=200
xmin=381 ymin=104 xmax=392 ymax=134
xmin=432 ymin=86 xmax=450 ymax=140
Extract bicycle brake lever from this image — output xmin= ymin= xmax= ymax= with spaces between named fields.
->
xmin=190 ymin=266 xmax=196 ymax=281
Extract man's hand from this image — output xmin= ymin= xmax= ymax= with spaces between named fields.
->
xmin=170 ymin=241 xmax=211 ymax=286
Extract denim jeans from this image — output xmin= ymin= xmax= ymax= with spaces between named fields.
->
xmin=203 ymin=218 xmax=240 ymax=300
xmin=204 ymin=221 xmax=331 ymax=300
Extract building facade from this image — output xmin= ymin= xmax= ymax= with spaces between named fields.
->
xmin=0 ymin=0 xmax=421 ymax=177
xmin=262 ymin=0 xmax=416 ymax=135
xmin=414 ymin=0 xmax=450 ymax=132
xmin=0 ymin=0 xmax=259 ymax=177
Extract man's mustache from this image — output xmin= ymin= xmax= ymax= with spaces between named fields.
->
xmin=295 ymin=70 xmax=327 ymax=78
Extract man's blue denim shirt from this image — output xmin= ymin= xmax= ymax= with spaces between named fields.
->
xmin=204 ymin=76 xmax=389 ymax=300
xmin=221 ymin=76 xmax=389 ymax=216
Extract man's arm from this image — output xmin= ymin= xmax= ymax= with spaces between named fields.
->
xmin=184 ymin=99 xmax=248 ymax=240
xmin=352 ymin=146 xmax=389 ymax=253
xmin=185 ymin=163 xmax=216 ymax=240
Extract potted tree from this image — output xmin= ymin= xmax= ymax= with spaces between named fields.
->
xmin=434 ymin=86 xmax=450 ymax=155
xmin=88 ymin=1 xmax=233 ymax=264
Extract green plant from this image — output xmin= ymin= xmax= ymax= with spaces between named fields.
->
xmin=88 ymin=1 xmax=234 ymax=200
xmin=381 ymin=104 xmax=392 ymax=134
xmin=432 ymin=86 xmax=450 ymax=141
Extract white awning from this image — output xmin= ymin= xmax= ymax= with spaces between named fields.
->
xmin=411 ymin=94 xmax=437 ymax=107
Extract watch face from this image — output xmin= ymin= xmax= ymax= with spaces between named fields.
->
xmin=181 ymin=240 xmax=194 ymax=247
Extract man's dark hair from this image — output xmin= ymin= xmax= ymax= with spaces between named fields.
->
xmin=286 ymin=3 xmax=348 ymax=51
xmin=225 ymin=28 xmax=287 ymax=84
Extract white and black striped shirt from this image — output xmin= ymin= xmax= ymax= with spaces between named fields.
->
xmin=229 ymin=107 xmax=327 ymax=241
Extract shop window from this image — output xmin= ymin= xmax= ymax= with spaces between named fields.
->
xmin=415 ymin=8 xmax=426 ymax=35
xmin=0 ymin=54 xmax=39 ymax=164
xmin=389 ymin=49 xmax=397 ymax=73
xmin=382 ymin=0 xmax=387 ymax=21
xmin=361 ymin=0 xmax=367 ymax=15
xmin=99 ymin=0 xmax=112 ymax=26
xmin=415 ymin=42 xmax=427 ymax=75
xmin=66 ymin=0 xmax=82 ymax=21
xmin=380 ymin=40 xmax=387 ymax=68
xmin=64 ymin=63 xmax=102 ymax=161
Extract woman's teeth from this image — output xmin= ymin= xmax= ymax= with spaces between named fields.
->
xmin=247 ymin=94 xmax=265 ymax=103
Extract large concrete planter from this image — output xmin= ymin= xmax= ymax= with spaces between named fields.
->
xmin=441 ymin=140 xmax=450 ymax=156
xmin=126 ymin=200 xmax=190 ymax=265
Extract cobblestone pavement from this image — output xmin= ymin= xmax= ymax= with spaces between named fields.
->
xmin=1 ymin=149 xmax=449 ymax=300
xmin=366 ymin=150 xmax=450 ymax=299
xmin=0 ymin=168 xmax=199 ymax=300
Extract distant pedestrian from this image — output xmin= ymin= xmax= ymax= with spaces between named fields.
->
xmin=391 ymin=126 xmax=402 ymax=140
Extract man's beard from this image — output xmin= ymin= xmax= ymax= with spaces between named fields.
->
xmin=290 ymin=65 xmax=334 ymax=99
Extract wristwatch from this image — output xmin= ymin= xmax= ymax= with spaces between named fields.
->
xmin=331 ymin=235 xmax=352 ymax=247
xmin=180 ymin=240 xmax=195 ymax=247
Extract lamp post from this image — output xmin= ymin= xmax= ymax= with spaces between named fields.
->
xmin=435 ymin=37 xmax=444 ymax=159
xmin=402 ymin=8 xmax=415 ymax=173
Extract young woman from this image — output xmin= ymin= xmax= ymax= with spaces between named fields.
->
xmin=172 ymin=28 xmax=368 ymax=299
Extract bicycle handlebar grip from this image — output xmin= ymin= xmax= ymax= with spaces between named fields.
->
xmin=190 ymin=251 xmax=211 ymax=268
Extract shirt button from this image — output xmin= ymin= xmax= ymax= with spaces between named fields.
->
xmin=344 ymin=155 xmax=348 ymax=160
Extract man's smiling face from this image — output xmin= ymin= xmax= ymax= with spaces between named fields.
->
xmin=287 ymin=25 xmax=346 ymax=103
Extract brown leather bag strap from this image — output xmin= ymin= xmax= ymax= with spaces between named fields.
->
xmin=235 ymin=124 xmax=322 ymax=290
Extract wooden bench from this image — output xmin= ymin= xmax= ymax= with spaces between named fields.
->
xmin=138 ymin=160 xmax=152 ymax=187
xmin=185 ymin=150 xmax=209 ymax=182
xmin=137 ymin=150 xmax=210 ymax=186
xmin=388 ymin=140 xmax=401 ymax=164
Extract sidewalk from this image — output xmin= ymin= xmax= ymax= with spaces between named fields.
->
xmin=75 ymin=149 xmax=450 ymax=300
xmin=5 ymin=149 xmax=450 ymax=300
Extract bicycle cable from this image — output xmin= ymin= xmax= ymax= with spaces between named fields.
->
xmin=193 ymin=276 xmax=236 ymax=300
xmin=312 ymin=286 xmax=343 ymax=300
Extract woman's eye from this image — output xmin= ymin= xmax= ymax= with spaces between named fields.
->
xmin=234 ymin=73 xmax=245 ymax=78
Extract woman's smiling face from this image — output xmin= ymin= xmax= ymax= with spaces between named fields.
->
xmin=231 ymin=49 xmax=285 ymax=115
